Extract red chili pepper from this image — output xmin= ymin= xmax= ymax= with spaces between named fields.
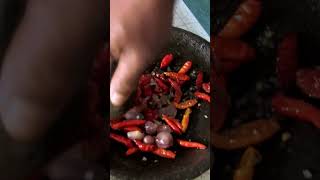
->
xmin=176 ymin=139 xmax=207 ymax=149
xmin=196 ymin=71 xmax=204 ymax=89
xmin=218 ymin=0 xmax=261 ymax=38
xmin=143 ymin=108 xmax=159 ymax=121
xmin=178 ymin=79 xmax=187 ymax=85
xmin=139 ymin=74 xmax=152 ymax=86
xmin=202 ymin=82 xmax=210 ymax=93
xmin=160 ymin=53 xmax=174 ymax=69
xmin=173 ymin=119 xmax=183 ymax=131
xmin=142 ymin=85 xmax=153 ymax=97
xmin=195 ymin=91 xmax=210 ymax=103
xmin=153 ymin=148 xmax=176 ymax=159
xmin=272 ymin=94 xmax=320 ymax=128
xmin=174 ymin=99 xmax=198 ymax=109
xmin=215 ymin=37 xmax=256 ymax=62
xmin=110 ymin=133 xmax=134 ymax=147
xmin=134 ymin=140 xmax=157 ymax=152
xmin=125 ymin=147 xmax=139 ymax=156
xmin=164 ymin=72 xmax=190 ymax=81
xmin=161 ymin=115 xmax=182 ymax=135
xmin=168 ymin=78 xmax=182 ymax=103
xmin=213 ymin=119 xmax=280 ymax=150
xmin=155 ymin=73 xmax=166 ymax=81
xmin=296 ymin=68 xmax=320 ymax=99
xmin=154 ymin=78 xmax=169 ymax=93
xmin=178 ymin=60 xmax=192 ymax=74
xmin=214 ymin=37 xmax=256 ymax=74
xmin=181 ymin=108 xmax=192 ymax=132
xmin=276 ymin=33 xmax=298 ymax=89
xmin=123 ymin=126 xmax=142 ymax=132
xmin=111 ymin=120 xmax=146 ymax=130
xmin=110 ymin=118 xmax=121 ymax=124
xmin=167 ymin=117 xmax=183 ymax=131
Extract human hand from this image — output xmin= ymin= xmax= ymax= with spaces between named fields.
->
xmin=110 ymin=0 xmax=173 ymax=106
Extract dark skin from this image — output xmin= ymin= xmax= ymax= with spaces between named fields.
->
xmin=0 ymin=0 xmax=106 ymax=179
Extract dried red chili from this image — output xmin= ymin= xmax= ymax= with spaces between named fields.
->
xmin=160 ymin=53 xmax=174 ymax=69
xmin=111 ymin=120 xmax=146 ymax=130
xmin=109 ymin=51 xmax=208 ymax=159
xmin=218 ymin=0 xmax=261 ymax=38
xmin=162 ymin=115 xmax=182 ymax=135
xmin=167 ymin=116 xmax=183 ymax=131
xmin=139 ymin=74 xmax=152 ymax=86
xmin=181 ymin=108 xmax=192 ymax=132
xmin=168 ymin=78 xmax=182 ymax=103
xmin=110 ymin=118 xmax=121 ymax=124
xmin=155 ymin=73 xmax=166 ymax=81
xmin=164 ymin=72 xmax=190 ymax=81
xmin=142 ymin=85 xmax=153 ymax=97
xmin=177 ymin=139 xmax=207 ymax=149
xmin=178 ymin=79 xmax=187 ymax=85
xmin=123 ymin=126 xmax=142 ymax=132
xmin=134 ymin=140 xmax=157 ymax=152
xmin=202 ymin=82 xmax=210 ymax=93
xmin=212 ymin=119 xmax=280 ymax=150
xmin=272 ymin=94 xmax=320 ymax=128
xmin=174 ymin=99 xmax=198 ymax=109
xmin=196 ymin=71 xmax=204 ymax=89
xmin=110 ymin=133 xmax=134 ymax=148
xmin=125 ymin=147 xmax=139 ymax=156
xmin=178 ymin=60 xmax=192 ymax=74
xmin=153 ymin=148 xmax=176 ymax=159
xmin=214 ymin=37 xmax=256 ymax=64
xmin=194 ymin=91 xmax=211 ymax=103
xmin=233 ymin=147 xmax=261 ymax=180
xmin=154 ymin=77 xmax=169 ymax=93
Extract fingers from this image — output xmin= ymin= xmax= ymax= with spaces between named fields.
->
xmin=110 ymin=50 xmax=149 ymax=106
xmin=110 ymin=24 xmax=124 ymax=60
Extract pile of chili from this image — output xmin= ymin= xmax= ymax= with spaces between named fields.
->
xmin=109 ymin=53 xmax=208 ymax=159
xmin=212 ymin=1 xmax=320 ymax=178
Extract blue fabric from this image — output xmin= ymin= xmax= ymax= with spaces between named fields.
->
xmin=183 ymin=0 xmax=210 ymax=34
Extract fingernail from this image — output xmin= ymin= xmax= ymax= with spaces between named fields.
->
xmin=110 ymin=90 xmax=125 ymax=106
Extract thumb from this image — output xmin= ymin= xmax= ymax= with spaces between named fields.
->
xmin=110 ymin=50 xmax=149 ymax=106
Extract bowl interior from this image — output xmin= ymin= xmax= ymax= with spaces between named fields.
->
xmin=110 ymin=28 xmax=210 ymax=180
